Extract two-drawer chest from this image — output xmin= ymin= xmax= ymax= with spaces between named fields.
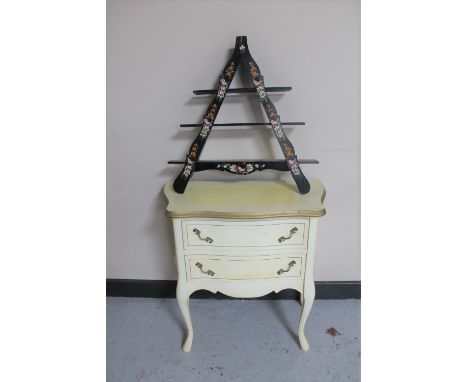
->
xmin=164 ymin=180 xmax=326 ymax=352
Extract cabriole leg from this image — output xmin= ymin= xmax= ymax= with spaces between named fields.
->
xmin=176 ymin=284 xmax=193 ymax=352
xmin=298 ymin=218 xmax=318 ymax=351
xmin=298 ymin=285 xmax=315 ymax=351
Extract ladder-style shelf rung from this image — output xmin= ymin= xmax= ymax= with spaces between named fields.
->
xmin=168 ymin=159 xmax=318 ymax=164
xmin=180 ymin=122 xmax=305 ymax=128
xmin=193 ymin=87 xmax=292 ymax=95
xmin=168 ymin=159 xmax=318 ymax=175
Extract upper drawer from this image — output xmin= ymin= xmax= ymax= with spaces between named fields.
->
xmin=181 ymin=219 xmax=309 ymax=250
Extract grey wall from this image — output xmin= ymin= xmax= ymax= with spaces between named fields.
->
xmin=107 ymin=0 xmax=360 ymax=281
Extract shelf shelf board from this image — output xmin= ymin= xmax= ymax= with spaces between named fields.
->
xmin=180 ymin=122 xmax=305 ymax=128
xmin=193 ymin=86 xmax=292 ymax=95
xmin=168 ymin=159 xmax=318 ymax=173
xmin=168 ymin=159 xmax=319 ymax=164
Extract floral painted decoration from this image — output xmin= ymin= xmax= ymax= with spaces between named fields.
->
xmin=288 ymin=157 xmax=301 ymax=175
xmin=200 ymin=118 xmax=212 ymax=138
xmin=283 ymin=143 xmax=293 ymax=157
xmin=207 ymin=104 xmax=218 ymax=120
xmin=266 ymin=104 xmax=277 ymax=120
xmin=270 ymin=119 xmax=284 ymax=138
xmin=183 ymin=158 xmax=195 ymax=178
xmin=216 ymin=162 xmax=266 ymax=175
xmin=253 ymin=78 xmax=266 ymax=100
xmin=216 ymin=77 xmax=228 ymax=100
xmin=190 ymin=143 xmax=199 ymax=158
xmin=224 ymin=61 xmax=235 ymax=79
xmin=182 ymin=165 xmax=191 ymax=177
xmin=248 ymin=61 xmax=259 ymax=78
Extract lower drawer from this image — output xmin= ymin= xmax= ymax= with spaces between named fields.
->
xmin=186 ymin=255 xmax=303 ymax=281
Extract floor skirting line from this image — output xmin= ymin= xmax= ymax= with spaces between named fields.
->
xmin=106 ymin=279 xmax=361 ymax=299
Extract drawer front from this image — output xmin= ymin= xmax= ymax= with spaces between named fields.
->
xmin=181 ymin=219 xmax=308 ymax=250
xmin=186 ymin=255 xmax=303 ymax=281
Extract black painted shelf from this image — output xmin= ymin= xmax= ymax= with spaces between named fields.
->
xmin=193 ymin=86 xmax=292 ymax=95
xmin=180 ymin=122 xmax=305 ymax=128
xmin=168 ymin=159 xmax=318 ymax=173
xmin=168 ymin=159 xmax=318 ymax=164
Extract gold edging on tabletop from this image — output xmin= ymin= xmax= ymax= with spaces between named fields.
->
xmin=165 ymin=187 xmax=326 ymax=219
xmin=165 ymin=209 xmax=326 ymax=219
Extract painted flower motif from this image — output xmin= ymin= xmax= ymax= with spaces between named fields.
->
xmin=266 ymin=104 xmax=276 ymax=120
xmin=248 ymin=62 xmax=258 ymax=77
xmin=258 ymin=87 xmax=266 ymax=99
xmin=200 ymin=125 xmax=210 ymax=138
xmin=207 ymin=104 xmax=218 ymax=120
xmin=183 ymin=158 xmax=194 ymax=178
xmin=230 ymin=164 xmax=248 ymax=174
xmin=189 ymin=143 xmax=199 ymax=158
xmin=225 ymin=62 xmax=235 ymax=79
xmin=271 ymin=119 xmax=283 ymax=138
xmin=283 ymin=143 xmax=293 ymax=157
xmin=288 ymin=157 xmax=301 ymax=175
xmin=253 ymin=78 xmax=266 ymax=100
xmin=200 ymin=118 xmax=212 ymax=138
xmin=216 ymin=162 xmax=266 ymax=175
xmin=216 ymin=77 xmax=228 ymax=100
xmin=183 ymin=165 xmax=192 ymax=177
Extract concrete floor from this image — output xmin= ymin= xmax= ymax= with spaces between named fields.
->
xmin=107 ymin=297 xmax=360 ymax=382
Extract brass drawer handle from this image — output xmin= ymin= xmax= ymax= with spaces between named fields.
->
xmin=195 ymin=262 xmax=215 ymax=276
xmin=193 ymin=228 xmax=213 ymax=243
xmin=277 ymin=260 xmax=296 ymax=275
xmin=278 ymin=227 xmax=298 ymax=243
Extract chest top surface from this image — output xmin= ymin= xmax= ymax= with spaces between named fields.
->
xmin=164 ymin=180 xmax=326 ymax=219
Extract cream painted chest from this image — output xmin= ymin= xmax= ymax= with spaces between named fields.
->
xmin=164 ymin=180 xmax=326 ymax=352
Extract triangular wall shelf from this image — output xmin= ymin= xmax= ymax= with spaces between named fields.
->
xmin=170 ymin=36 xmax=318 ymax=194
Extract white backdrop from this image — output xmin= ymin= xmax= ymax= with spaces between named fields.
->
xmin=107 ymin=0 xmax=360 ymax=281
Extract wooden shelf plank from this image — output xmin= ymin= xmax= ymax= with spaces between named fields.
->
xmin=193 ymin=86 xmax=292 ymax=95
xmin=168 ymin=159 xmax=319 ymax=164
xmin=168 ymin=159 xmax=318 ymax=174
xmin=180 ymin=122 xmax=305 ymax=128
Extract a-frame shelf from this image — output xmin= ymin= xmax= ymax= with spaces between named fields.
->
xmin=173 ymin=36 xmax=314 ymax=195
